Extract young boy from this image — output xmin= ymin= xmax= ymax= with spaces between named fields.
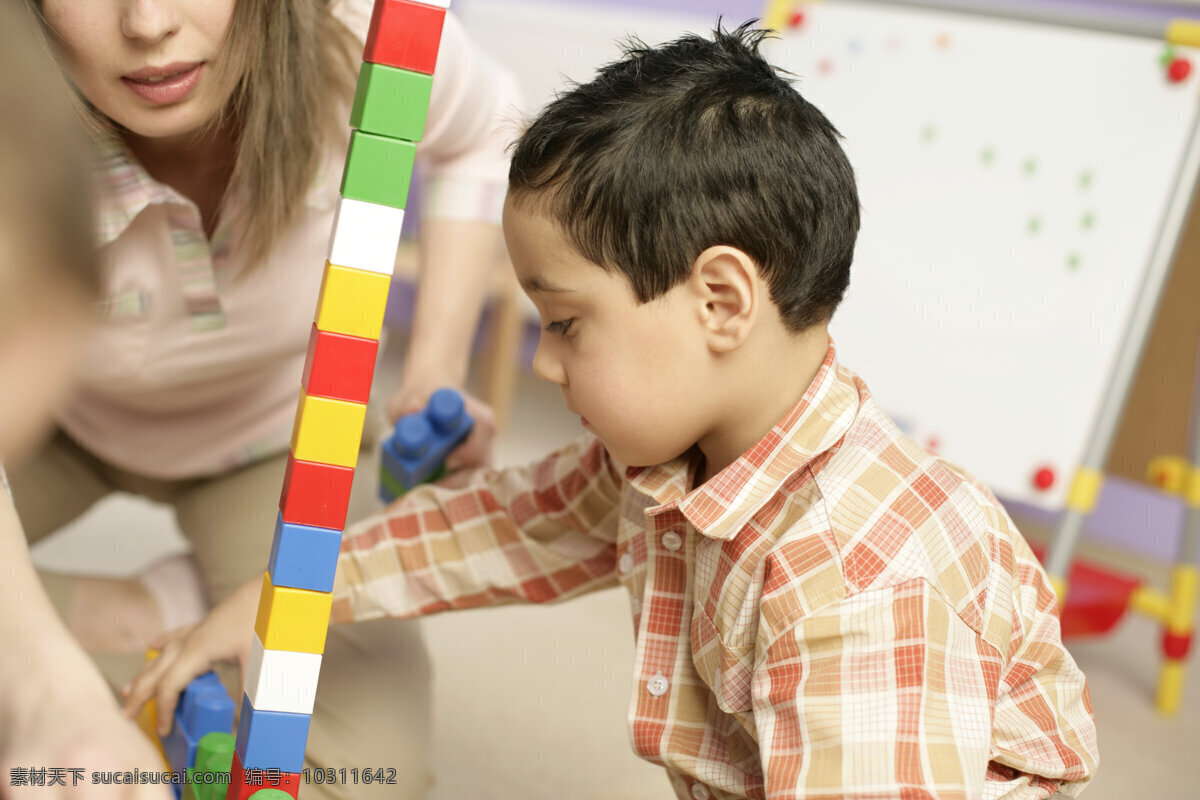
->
xmin=131 ymin=23 xmax=1098 ymax=799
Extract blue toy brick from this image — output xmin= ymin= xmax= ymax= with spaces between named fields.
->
xmin=379 ymin=388 xmax=472 ymax=493
xmin=267 ymin=512 xmax=343 ymax=593
xmin=234 ymin=693 xmax=311 ymax=773
xmin=161 ymin=672 xmax=235 ymax=777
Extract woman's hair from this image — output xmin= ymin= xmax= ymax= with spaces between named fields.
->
xmin=23 ymin=0 xmax=361 ymax=271
xmin=0 ymin=2 xmax=98 ymax=335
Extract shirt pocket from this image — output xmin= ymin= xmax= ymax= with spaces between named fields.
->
xmin=690 ymin=608 xmax=755 ymax=714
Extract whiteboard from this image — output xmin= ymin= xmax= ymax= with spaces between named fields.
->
xmin=461 ymin=0 xmax=1200 ymax=509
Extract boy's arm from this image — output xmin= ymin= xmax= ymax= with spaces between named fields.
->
xmin=752 ymin=578 xmax=1098 ymax=800
xmin=332 ymin=433 xmax=623 ymax=623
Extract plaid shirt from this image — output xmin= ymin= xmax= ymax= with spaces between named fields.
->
xmin=334 ymin=344 xmax=1098 ymax=799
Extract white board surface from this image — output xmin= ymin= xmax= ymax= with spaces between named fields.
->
xmin=462 ymin=0 xmax=1200 ymax=509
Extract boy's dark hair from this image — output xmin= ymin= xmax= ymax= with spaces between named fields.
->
xmin=508 ymin=21 xmax=860 ymax=332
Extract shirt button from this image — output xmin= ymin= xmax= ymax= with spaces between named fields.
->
xmin=646 ymin=673 xmax=669 ymax=697
xmin=661 ymin=531 xmax=683 ymax=551
xmin=618 ymin=552 xmax=634 ymax=574
xmin=691 ymin=785 xmax=711 ymax=800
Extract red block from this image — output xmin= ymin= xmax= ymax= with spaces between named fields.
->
xmin=225 ymin=751 xmax=301 ymax=799
xmin=301 ymin=324 xmax=379 ymax=404
xmin=363 ymin=0 xmax=446 ymax=75
xmin=279 ymin=451 xmax=355 ymax=530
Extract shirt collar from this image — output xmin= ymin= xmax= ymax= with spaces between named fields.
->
xmin=92 ymin=132 xmax=175 ymax=247
xmin=626 ymin=341 xmax=861 ymax=540
xmin=91 ymin=130 xmax=341 ymax=248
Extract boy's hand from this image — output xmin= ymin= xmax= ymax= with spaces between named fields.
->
xmin=121 ymin=575 xmax=261 ymax=735
xmin=385 ymin=384 xmax=495 ymax=472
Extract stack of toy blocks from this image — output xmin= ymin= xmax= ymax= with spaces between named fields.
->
xmin=226 ymin=1 xmax=452 ymax=797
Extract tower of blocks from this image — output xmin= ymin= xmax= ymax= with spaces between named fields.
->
xmin=227 ymin=1 xmax=452 ymax=796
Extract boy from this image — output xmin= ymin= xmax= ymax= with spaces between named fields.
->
xmin=131 ymin=23 xmax=1098 ymax=799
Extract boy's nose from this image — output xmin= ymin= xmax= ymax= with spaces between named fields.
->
xmin=531 ymin=338 xmax=567 ymax=386
xmin=121 ymin=0 xmax=181 ymax=44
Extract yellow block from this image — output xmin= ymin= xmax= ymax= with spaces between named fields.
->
xmin=314 ymin=261 xmax=391 ymax=340
xmin=253 ymin=572 xmax=333 ymax=655
xmin=136 ymin=649 xmax=171 ymax=768
xmin=1167 ymin=19 xmax=1200 ymax=48
xmin=1066 ymin=468 xmax=1103 ymax=513
xmin=1157 ymin=659 xmax=1187 ymax=715
xmin=290 ymin=390 xmax=367 ymax=468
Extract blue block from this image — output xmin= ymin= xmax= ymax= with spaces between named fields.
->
xmin=379 ymin=388 xmax=472 ymax=494
xmin=234 ymin=693 xmax=311 ymax=773
xmin=161 ymin=672 xmax=235 ymax=778
xmin=267 ymin=512 xmax=343 ymax=593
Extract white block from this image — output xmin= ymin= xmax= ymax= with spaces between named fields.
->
xmin=416 ymin=0 xmax=452 ymax=8
xmin=327 ymin=196 xmax=406 ymax=276
xmin=244 ymin=633 xmax=323 ymax=715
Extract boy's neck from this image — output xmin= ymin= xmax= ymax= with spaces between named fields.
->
xmin=695 ymin=322 xmax=830 ymax=485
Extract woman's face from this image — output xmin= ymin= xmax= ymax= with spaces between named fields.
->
xmin=40 ymin=0 xmax=239 ymax=140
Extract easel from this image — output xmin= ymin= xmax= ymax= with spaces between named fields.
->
xmin=764 ymin=0 xmax=1200 ymax=714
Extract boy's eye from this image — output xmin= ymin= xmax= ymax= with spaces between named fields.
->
xmin=543 ymin=318 xmax=574 ymax=336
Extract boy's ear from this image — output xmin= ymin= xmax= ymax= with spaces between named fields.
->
xmin=689 ymin=246 xmax=760 ymax=353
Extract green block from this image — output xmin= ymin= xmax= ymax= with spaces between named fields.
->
xmin=340 ymin=131 xmax=416 ymax=210
xmin=350 ymin=63 xmax=433 ymax=142
xmin=248 ymin=791 xmax=294 ymax=799
xmin=187 ymin=732 xmax=234 ymax=800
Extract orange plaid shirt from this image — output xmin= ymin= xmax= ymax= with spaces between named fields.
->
xmin=333 ymin=345 xmax=1099 ymax=799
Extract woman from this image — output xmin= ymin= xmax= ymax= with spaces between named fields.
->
xmin=12 ymin=1 xmax=521 ymax=797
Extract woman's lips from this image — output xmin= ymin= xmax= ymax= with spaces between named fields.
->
xmin=121 ymin=62 xmax=205 ymax=105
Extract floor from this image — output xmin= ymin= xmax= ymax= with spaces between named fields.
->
xmin=29 ymin=346 xmax=1200 ymax=800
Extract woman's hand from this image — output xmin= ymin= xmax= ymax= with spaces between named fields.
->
xmin=2 ymin=655 xmax=173 ymax=799
xmin=121 ymin=576 xmax=261 ymax=736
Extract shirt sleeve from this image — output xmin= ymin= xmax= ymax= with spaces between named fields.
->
xmin=331 ymin=0 xmax=522 ymax=224
xmin=751 ymin=578 xmax=1097 ymax=800
xmin=331 ymin=434 xmax=623 ymax=624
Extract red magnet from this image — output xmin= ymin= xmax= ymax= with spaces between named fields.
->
xmin=1168 ymin=57 xmax=1192 ymax=83
xmin=1033 ymin=466 xmax=1056 ymax=491
xmin=790 ymin=12 xmax=806 ymax=29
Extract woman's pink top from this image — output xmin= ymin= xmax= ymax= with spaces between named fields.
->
xmin=60 ymin=2 xmax=521 ymax=479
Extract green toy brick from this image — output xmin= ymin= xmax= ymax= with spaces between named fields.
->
xmin=349 ymin=63 xmax=433 ymax=142
xmin=340 ymin=131 xmax=416 ymax=209
xmin=247 ymin=791 xmax=293 ymax=799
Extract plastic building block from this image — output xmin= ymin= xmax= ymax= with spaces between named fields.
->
xmin=253 ymin=572 xmax=333 ymax=655
xmin=267 ymin=513 xmax=342 ymax=593
xmin=184 ymin=731 xmax=234 ymax=800
xmin=245 ymin=633 xmax=323 ymax=715
xmin=326 ymin=197 xmax=405 ymax=276
xmin=363 ymin=0 xmax=447 ymax=75
xmin=314 ymin=260 xmax=392 ymax=340
xmin=135 ymin=651 xmax=172 ymax=769
xmin=234 ymin=694 xmax=310 ymax=773
xmin=279 ymin=451 xmax=355 ymax=530
xmin=290 ymin=390 xmax=367 ymax=469
xmin=161 ymin=672 xmax=236 ymax=778
xmin=340 ymin=131 xmax=417 ymax=209
xmin=302 ymin=324 xmax=379 ymax=405
xmin=379 ymin=388 xmax=472 ymax=496
xmin=248 ymin=791 xmax=295 ymax=800
xmin=350 ymin=63 xmax=434 ymax=142
xmin=226 ymin=752 xmax=302 ymax=800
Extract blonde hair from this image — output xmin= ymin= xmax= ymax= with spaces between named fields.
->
xmin=24 ymin=0 xmax=361 ymax=271
xmin=0 ymin=3 xmax=98 ymax=336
